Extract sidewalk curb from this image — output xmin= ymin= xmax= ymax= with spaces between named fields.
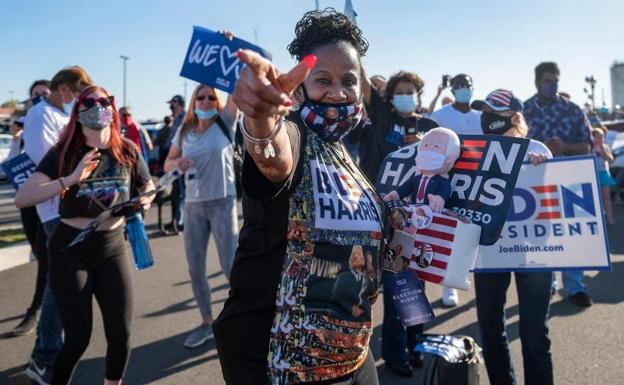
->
xmin=0 ymin=241 xmax=34 ymax=272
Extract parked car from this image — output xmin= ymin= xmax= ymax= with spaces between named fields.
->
xmin=0 ymin=133 xmax=14 ymax=180
xmin=610 ymin=145 xmax=624 ymax=182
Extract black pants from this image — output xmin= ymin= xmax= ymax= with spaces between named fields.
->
xmin=20 ymin=206 xmax=47 ymax=312
xmin=48 ymin=222 xmax=133 ymax=384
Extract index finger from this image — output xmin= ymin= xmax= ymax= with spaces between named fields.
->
xmin=236 ymin=49 xmax=271 ymax=76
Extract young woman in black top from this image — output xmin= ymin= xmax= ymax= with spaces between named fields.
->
xmin=16 ymin=85 xmax=155 ymax=385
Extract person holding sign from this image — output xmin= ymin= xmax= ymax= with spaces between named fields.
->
xmin=470 ymin=89 xmax=554 ymax=385
xmin=213 ymin=9 xmax=384 ymax=385
xmin=164 ymin=79 xmax=239 ymax=349
xmin=524 ymin=61 xmax=594 ymax=308
xmin=15 ymin=85 xmax=155 ymax=385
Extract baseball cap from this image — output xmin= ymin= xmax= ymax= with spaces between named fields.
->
xmin=167 ymin=95 xmax=185 ymax=105
xmin=471 ymin=89 xmax=523 ymax=113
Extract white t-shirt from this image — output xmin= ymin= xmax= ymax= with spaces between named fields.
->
xmin=525 ymin=139 xmax=553 ymax=161
xmin=431 ymin=104 xmax=482 ymax=135
xmin=23 ymin=100 xmax=69 ymax=223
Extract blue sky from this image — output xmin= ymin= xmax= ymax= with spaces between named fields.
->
xmin=1 ymin=0 xmax=622 ymax=121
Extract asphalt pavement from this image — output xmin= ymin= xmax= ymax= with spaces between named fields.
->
xmin=1 ymin=193 xmax=623 ymax=384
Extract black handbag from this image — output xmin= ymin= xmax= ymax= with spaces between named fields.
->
xmin=417 ymin=334 xmax=483 ymax=385
xmin=215 ymin=116 xmax=244 ymax=199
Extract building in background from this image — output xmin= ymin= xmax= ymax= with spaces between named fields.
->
xmin=611 ymin=62 xmax=624 ymax=114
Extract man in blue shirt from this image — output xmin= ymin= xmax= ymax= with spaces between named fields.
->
xmin=524 ymin=61 xmax=593 ymax=307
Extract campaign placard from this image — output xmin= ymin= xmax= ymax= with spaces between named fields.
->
xmin=375 ymin=135 xmax=529 ymax=245
xmin=180 ymin=26 xmax=272 ymax=93
xmin=1 ymin=153 xmax=36 ymax=189
xmin=385 ymin=271 xmax=434 ymax=326
xmin=475 ymin=156 xmax=610 ymax=271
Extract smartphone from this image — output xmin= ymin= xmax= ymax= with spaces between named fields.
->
xmin=406 ymin=127 xmax=417 ymax=135
xmin=442 ymin=75 xmax=450 ymax=88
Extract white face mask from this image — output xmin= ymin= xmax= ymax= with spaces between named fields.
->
xmin=416 ymin=150 xmax=446 ymax=171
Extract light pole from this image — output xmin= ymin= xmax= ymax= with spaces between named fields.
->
xmin=584 ymin=75 xmax=596 ymax=111
xmin=120 ymin=55 xmax=130 ymax=107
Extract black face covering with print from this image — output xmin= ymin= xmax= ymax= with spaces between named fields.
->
xmin=481 ymin=111 xmax=513 ymax=135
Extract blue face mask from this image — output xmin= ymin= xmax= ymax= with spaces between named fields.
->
xmin=540 ymin=81 xmax=558 ymax=100
xmin=63 ymin=98 xmax=75 ymax=115
xmin=452 ymin=88 xmax=473 ymax=104
xmin=391 ymin=94 xmax=418 ymax=113
xmin=194 ymin=108 xmax=218 ymax=120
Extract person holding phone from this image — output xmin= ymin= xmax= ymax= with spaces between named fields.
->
xmin=16 ymin=85 xmax=155 ymax=385
xmin=359 ymin=70 xmax=439 ymax=182
xmin=523 ymin=61 xmax=594 ymax=308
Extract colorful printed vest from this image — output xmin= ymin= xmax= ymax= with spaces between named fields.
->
xmin=268 ymin=128 xmax=386 ymax=384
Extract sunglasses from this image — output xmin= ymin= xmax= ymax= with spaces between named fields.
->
xmin=80 ymin=96 xmax=114 ymax=109
xmin=196 ymin=94 xmax=217 ymax=102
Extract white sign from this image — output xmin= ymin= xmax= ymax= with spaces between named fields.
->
xmin=310 ymin=160 xmax=382 ymax=232
xmin=475 ymin=156 xmax=611 ymax=271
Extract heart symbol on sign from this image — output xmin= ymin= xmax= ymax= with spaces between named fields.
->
xmin=220 ymin=46 xmax=241 ymax=78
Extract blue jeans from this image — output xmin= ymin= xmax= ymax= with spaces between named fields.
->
xmin=381 ymin=272 xmax=424 ymax=364
xmin=31 ymin=218 xmax=63 ymax=366
xmin=475 ymin=272 xmax=553 ymax=385
xmin=562 ymin=270 xmax=586 ymax=295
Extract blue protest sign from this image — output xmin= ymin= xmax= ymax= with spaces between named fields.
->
xmin=375 ymin=135 xmax=529 ymax=245
xmin=1 ymin=153 xmax=36 ymax=189
xmin=385 ymin=271 xmax=434 ymax=327
xmin=180 ymin=26 xmax=272 ymax=93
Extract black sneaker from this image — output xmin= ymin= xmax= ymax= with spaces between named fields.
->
xmin=569 ymin=291 xmax=593 ymax=307
xmin=12 ymin=309 xmax=38 ymax=337
xmin=24 ymin=358 xmax=52 ymax=385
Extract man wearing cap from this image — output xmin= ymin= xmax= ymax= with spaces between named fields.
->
xmin=164 ymin=94 xmax=187 ymax=233
xmin=523 ymin=62 xmax=593 ymax=308
xmin=430 ymin=73 xmax=482 ymax=307
xmin=471 ymin=89 xmax=554 ymax=385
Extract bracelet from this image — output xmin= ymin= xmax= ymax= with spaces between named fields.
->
xmin=58 ymin=177 xmax=67 ymax=190
xmin=240 ymin=116 xmax=284 ymax=159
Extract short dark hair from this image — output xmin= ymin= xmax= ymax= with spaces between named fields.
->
xmin=384 ymin=71 xmax=424 ymax=103
xmin=451 ymin=74 xmax=472 ymax=87
xmin=287 ymin=8 xmax=368 ymax=61
xmin=535 ymin=62 xmax=560 ymax=82
xmin=29 ymin=80 xmax=50 ymax=97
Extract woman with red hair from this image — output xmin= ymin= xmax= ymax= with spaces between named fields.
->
xmin=16 ymin=85 xmax=155 ymax=385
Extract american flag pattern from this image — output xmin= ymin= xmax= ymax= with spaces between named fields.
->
xmin=488 ymin=89 xmax=514 ymax=107
xmin=403 ymin=211 xmax=459 ymax=284
xmin=299 ymin=101 xmax=362 ymax=142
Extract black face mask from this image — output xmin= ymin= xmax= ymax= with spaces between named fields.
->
xmin=481 ymin=111 xmax=513 ymax=135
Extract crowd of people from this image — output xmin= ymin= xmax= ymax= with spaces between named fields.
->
xmin=3 ymin=8 xmax=616 ymax=385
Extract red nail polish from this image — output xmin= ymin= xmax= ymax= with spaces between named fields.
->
xmin=283 ymin=99 xmax=293 ymax=107
xmin=301 ymin=54 xmax=317 ymax=69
